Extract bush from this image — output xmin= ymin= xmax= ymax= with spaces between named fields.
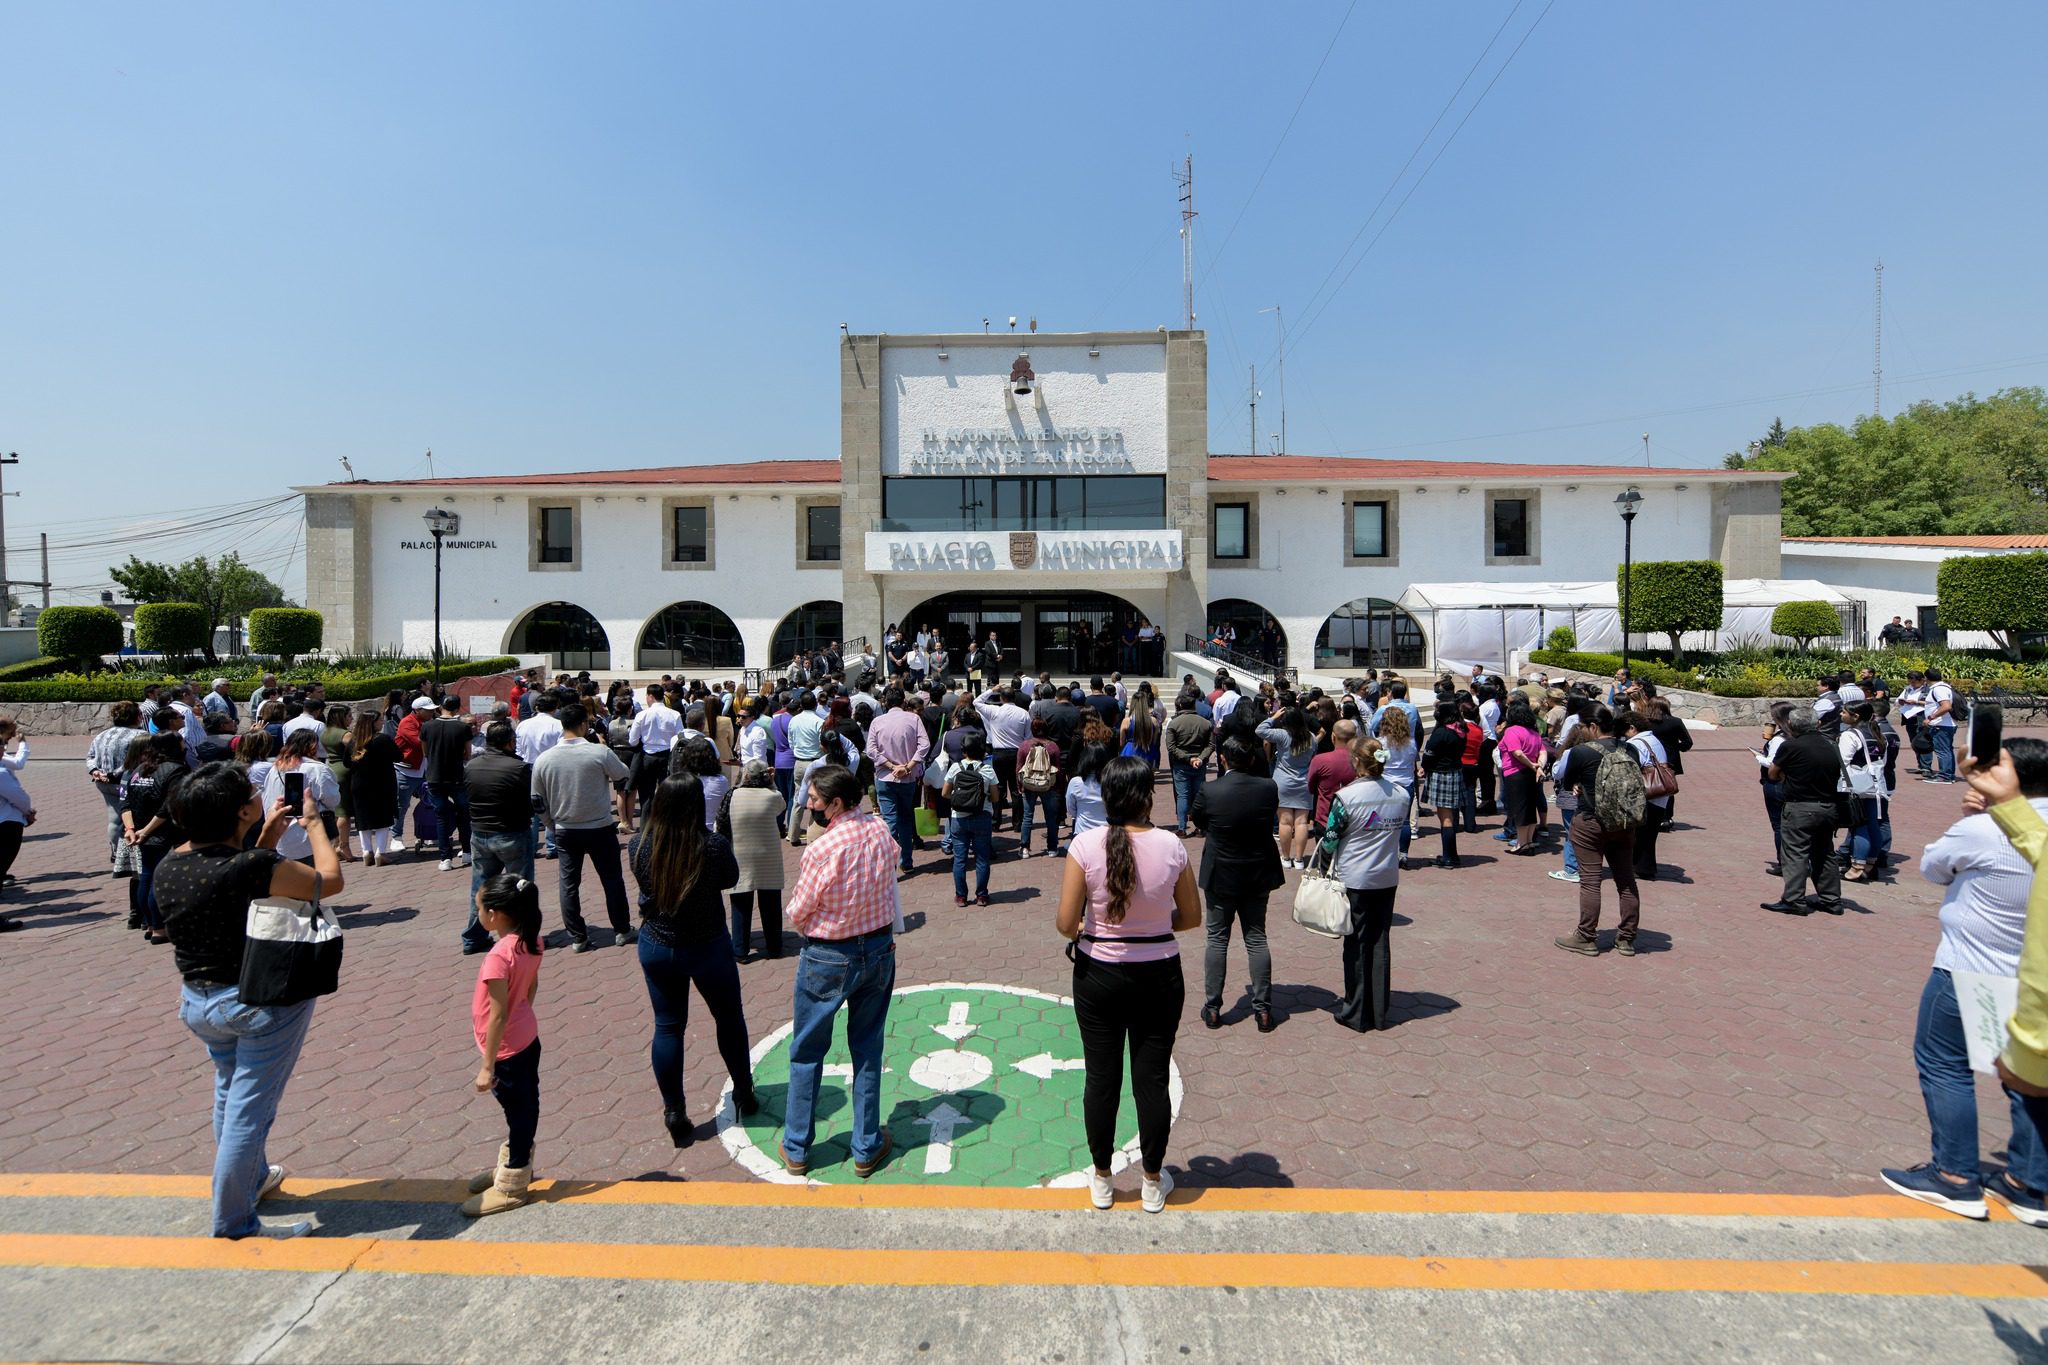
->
xmin=1544 ymin=626 xmax=1577 ymax=652
xmin=1619 ymin=560 xmax=1724 ymax=665
xmin=0 ymin=656 xmax=66 ymax=682
xmin=1527 ymin=649 xmax=1700 ymax=692
xmin=0 ymin=656 xmax=519 ymax=704
xmin=1769 ymin=601 xmax=1841 ymax=651
xmin=248 ymin=608 xmax=324 ymax=665
xmin=36 ymin=605 xmax=124 ymax=662
xmin=1937 ymin=553 xmax=2048 ymax=660
xmin=133 ymin=602 xmax=210 ymax=655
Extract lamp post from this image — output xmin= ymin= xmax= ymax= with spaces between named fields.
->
xmin=1615 ymin=487 xmax=1643 ymax=683
xmin=423 ymin=507 xmax=460 ymax=690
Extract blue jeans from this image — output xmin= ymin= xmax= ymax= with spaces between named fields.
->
xmin=1762 ymin=780 xmax=1785 ymax=858
xmin=951 ymin=811 xmax=993 ymax=898
xmin=1458 ymin=770 xmax=1480 ymax=833
xmin=530 ymin=813 xmax=557 ymax=858
xmin=783 ymin=930 xmax=896 ymax=1167
xmin=1931 ymin=725 xmax=1956 ymax=781
xmin=1838 ymin=797 xmax=1884 ymax=864
xmin=1914 ymin=967 xmax=2048 ymax=1190
xmin=1561 ymin=810 xmax=1580 ymax=875
xmin=1391 ymin=782 xmax=1413 ymax=858
xmin=1017 ymin=789 xmax=1064 ymax=853
xmin=1169 ymin=759 xmax=1205 ymax=832
xmin=177 ymin=983 xmax=316 ymax=1237
xmin=773 ymin=766 xmax=794 ymax=832
xmin=468 ymin=829 xmax=535 ymax=950
xmin=426 ymin=781 xmax=470 ymax=860
xmin=638 ymin=929 xmax=754 ymax=1112
xmin=874 ymin=780 xmax=919 ymax=872
xmin=393 ymin=768 xmax=423 ymax=839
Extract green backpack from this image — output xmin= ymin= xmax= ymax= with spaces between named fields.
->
xmin=1589 ymin=739 xmax=1647 ymax=831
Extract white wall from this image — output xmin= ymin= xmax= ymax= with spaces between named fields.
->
xmin=366 ymin=490 xmax=839 ymax=670
xmin=1782 ymin=542 xmax=2010 ymax=649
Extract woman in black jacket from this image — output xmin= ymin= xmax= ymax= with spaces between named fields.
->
xmin=1419 ymin=702 xmax=1469 ymax=869
xmin=1644 ymin=696 xmax=1692 ymax=833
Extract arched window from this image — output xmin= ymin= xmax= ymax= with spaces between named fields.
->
xmin=638 ymin=602 xmax=745 ymax=671
xmin=507 ymin=602 xmax=611 ymax=671
xmin=770 ymin=601 xmax=844 ymax=667
xmin=1206 ymin=598 xmax=1287 ymax=667
xmin=1315 ymin=598 xmax=1427 ymax=671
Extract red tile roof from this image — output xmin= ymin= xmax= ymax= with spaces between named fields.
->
xmin=1205 ymin=455 xmax=1758 ymax=482
xmin=323 ymin=459 xmax=843 ymax=489
xmin=1786 ymin=534 xmax=2048 ymax=550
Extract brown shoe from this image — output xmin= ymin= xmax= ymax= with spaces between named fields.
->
xmin=778 ymin=1141 xmax=808 ymax=1177
xmin=1553 ymin=934 xmax=1600 ymax=956
xmin=854 ymin=1130 xmax=893 ymax=1180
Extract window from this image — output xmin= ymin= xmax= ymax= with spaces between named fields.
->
xmin=672 ymin=506 xmax=708 ymax=563
xmin=804 ymin=504 xmax=841 ymax=562
xmin=1350 ymin=502 xmax=1388 ymax=558
xmin=1492 ymin=498 xmax=1530 ymax=558
xmin=1213 ymin=503 xmax=1249 ymax=559
xmin=539 ymin=506 xmax=575 ymax=564
xmin=880 ymin=476 xmax=1166 ymax=531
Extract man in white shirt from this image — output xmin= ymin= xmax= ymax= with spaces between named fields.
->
xmin=1899 ymin=670 xmax=1931 ymax=779
xmin=515 ymin=693 xmax=567 ymax=857
xmin=1213 ymin=683 xmax=1242 ymax=722
xmin=973 ymin=684 xmax=1034 ymax=830
xmin=280 ymin=697 xmax=325 ymax=759
xmin=626 ymin=684 xmax=683 ymax=804
xmin=1923 ymin=670 xmax=1959 ymax=784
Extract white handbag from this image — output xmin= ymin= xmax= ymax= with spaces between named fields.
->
xmin=1290 ymin=847 xmax=1352 ymax=939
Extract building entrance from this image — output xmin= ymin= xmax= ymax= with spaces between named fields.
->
xmin=899 ymin=591 xmax=1157 ymax=677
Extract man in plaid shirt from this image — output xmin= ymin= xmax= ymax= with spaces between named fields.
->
xmin=780 ymin=764 xmax=899 ymax=1178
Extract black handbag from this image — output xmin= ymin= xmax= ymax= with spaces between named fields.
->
xmin=238 ymin=872 xmax=345 ymax=1007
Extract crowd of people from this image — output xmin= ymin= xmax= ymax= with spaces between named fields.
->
xmin=40 ymin=638 xmax=2048 ymax=1235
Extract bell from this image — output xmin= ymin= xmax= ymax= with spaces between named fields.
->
xmin=1013 ymin=378 xmax=1032 ymax=396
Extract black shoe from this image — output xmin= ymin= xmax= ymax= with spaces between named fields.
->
xmin=1760 ymin=900 xmax=1812 ymax=916
xmin=616 ymin=927 xmax=638 ymax=946
xmin=569 ymin=939 xmax=594 ymax=954
xmin=0 ymin=917 xmax=20 ymax=932
xmin=734 ymin=1087 xmax=761 ymax=1117
xmin=1201 ymin=1003 xmax=1223 ymax=1030
xmin=1764 ymin=863 xmax=1783 ymax=878
xmin=1809 ymin=898 xmax=1844 ymax=916
xmin=1658 ymin=822 xmax=1676 ymax=834
xmin=126 ymin=913 xmax=144 ymax=930
xmin=663 ymin=1107 xmax=693 ymax=1148
xmin=1254 ymin=1006 xmax=1276 ymax=1033
xmin=461 ymin=941 xmax=490 ymax=955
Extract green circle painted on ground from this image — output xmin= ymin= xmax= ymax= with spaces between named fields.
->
xmin=718 ymin=982 xmax=1178 ymax=1186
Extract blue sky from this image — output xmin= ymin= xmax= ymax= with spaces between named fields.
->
xmin=4 ymin=1 xmax=2044 ymax=603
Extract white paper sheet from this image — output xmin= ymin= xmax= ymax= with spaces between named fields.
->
xmin=1953 ymin=969 xmax=2021 ymax=1076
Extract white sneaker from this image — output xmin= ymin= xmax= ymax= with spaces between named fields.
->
xmin=1141 ymin=1168 xmax=1174 ymax=1214
xmin=258 ymin=1164 xmax=287 ymax=1200
xmin=1548 ymin=869 xmax=1580 ymax=883
xmin=1018 ymin=848 xmax=1034 ymax=859
xmin=1088 ymin=1169 xmax=1114 ymax=1211
xmin=438 ymin=859 xmax=455 ymax=872
xmin=251 ymin=1219 xmax=313 ymax=1239
xmin=453 ymin=852 xmax=471 ymax=869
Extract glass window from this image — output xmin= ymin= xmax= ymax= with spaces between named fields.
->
xmin=672 ymin=506 xmax=708 ymax=563
xmin=1492 ymin=498 xmax=1529 ymax=558
xmin=772 ymin=600 xmax=843 ymax=661
xmin=539 ymin=506 xmax=574 ymax=564
xmin=1081 ymin=476 xmax=1166 ymax=529
xmin=638 ymin=601 xmax=743 ymax=669
xmin=1350 ymin=502 xmax=1387 ymax=558
xmin=805 ymin=505 xmax=840 ymax=562
xmin=881 ymin=478 xmax=960 ymax=531
xmin=1213 ymin=503 xmax=1249 ymax=559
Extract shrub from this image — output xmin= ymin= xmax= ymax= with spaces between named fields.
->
xmin=0 ymin=655 xmax=519 ymax=704
xmin=1527 ymin=649 xmax=1699 ymax=692
xmin=35 ymin=605 xmax=123 ymax=663
xmin=248 ymin=608 xmax=324 ymax=665
xmin=1936 ymin=553 xmax=2048 ymax=660
xmin=1619 ymin=560 xmax=1724 ymax=666
xmin=1769 ymin=601 xmax=1841 ymax=652
xmin=0 ymin=656 xmax=66 ymax=682
xmin=1544 ymin=625 xmax=1577 ymax=652
xmin=133 ymin=602 xmax=210 ymax=655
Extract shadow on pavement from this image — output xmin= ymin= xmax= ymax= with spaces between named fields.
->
xmin=1986 ymin=1306 xmax=2048 ymax=1364
xmin=1180 ymin=1151 xmax=1296 ymax=1188
xmin=334 ymin=905 xmax=420 ymax=928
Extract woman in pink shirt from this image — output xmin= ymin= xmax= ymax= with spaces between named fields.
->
xmin=1496 ymin=699 xmax=1549 ymax=854
xmin=1057 ymin=756 xmax=1202 ymax=1214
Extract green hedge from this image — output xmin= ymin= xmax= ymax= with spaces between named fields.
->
xmin=1531 ymin=646 xmax=2048 ymax=698
xmin=133 ymin=602 xmax=210 ymax=655
xmin=1619 ymin=560 xmax=1724 ymax=663
xmin=36 ymin=605 xmax=124 ymax=661
xmin=1768 ymin=600 xmax=1841 ymax=649
xmin=1937 ymin=553 xmax=2048 ymax=658
xmin=0 ymin=656 xmax=519 ymax=704
xmin=1544 ymin=626 xmax=1577 ymax=652
xmin=1528 ymin=649 xmax=1697 ymax=690
xmin=0 ymin=656 xmax=66 ymax=682
xmin=248 ymin=608 xmax=324 ymax=663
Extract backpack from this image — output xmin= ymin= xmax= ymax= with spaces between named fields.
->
xmin=1589 ymin=740 xmax=1647 ymax=831
xmin=1018 ymin=743 xmax=1057 ymax=794
xmin=948 ymin=760 xmax=987 ymax=813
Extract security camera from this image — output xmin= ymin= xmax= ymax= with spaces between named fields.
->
xmin=839 ymin=323 xmax=849 ymax=335
xmin=1008 ymin=315 xmax=1017 ymax=330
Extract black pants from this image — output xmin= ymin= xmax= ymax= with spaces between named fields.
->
xmin=1338 ymin=887 xmax=1396 ymax=1032
xmin=1202 ymin=894 xmax=1271 ymax=1012
xmin=556 ymin=824 xmax=632 ymax=942
xmin=0 ymin=821 xmax=22 ymax=882
xmin=991 ymin=749 xmax=1019 ymax=828
xmin=1476 ymin=740 xmax=1498 ymax=812
xmin=1072 ymin=951 xmax=1183 ymax=1175
xmin=490 ymin=1038 xmax=541 ymax=1168
xmin=730 ymin=890 xmax=785 ymax=959
xmin=1633 ymin=813 xmax=1664 ymax=879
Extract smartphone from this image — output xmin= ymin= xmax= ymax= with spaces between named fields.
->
xmin=1970 ymin=702 xmax=2003 ymax=765
xmin=284 ymin=772 xmax=305 ymax=810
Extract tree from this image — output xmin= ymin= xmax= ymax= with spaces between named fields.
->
xmin=133 ymin=602 xmax=210 ymax=656
xmin=1765 ymin=417 xmax=1787 ymax=448
xmin=1769 ymin=600 xmax=1840 ymax=652
xmin=1620 ymin=560 xmax=1724 ymax=666
xmin=1936 ymin=552 xmax=2048 ymax=661
xmin=248 ymin=608 xmax=324 ymax=666
xmin=36 ymin=605 xmax=123 ymax=663
xmin=108 ymin=552 xmax=290 ymax=663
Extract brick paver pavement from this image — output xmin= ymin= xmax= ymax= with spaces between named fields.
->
xmin=0 ymin=728 xmax=2031 ymax=1193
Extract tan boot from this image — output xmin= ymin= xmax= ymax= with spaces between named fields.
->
xmin=461 ymin=1163 xmax=531 ymax=1218
xmin=466 ymin=1143 xmax=512 ymax=1195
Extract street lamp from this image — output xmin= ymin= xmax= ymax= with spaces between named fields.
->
xmin=423 ymin=507 xmax=460 ymax=689
xmin=1615 ymin=487 xmax=1643 ymax=683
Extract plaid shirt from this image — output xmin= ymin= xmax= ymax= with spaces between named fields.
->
xmin=786 ymin=808 xmax=899 ymax=940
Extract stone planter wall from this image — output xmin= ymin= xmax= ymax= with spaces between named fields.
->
xmin=1535 ymin=665 xmax=1791 ymax=729
xmin=5 ymin=701 xmax=118 ymax=736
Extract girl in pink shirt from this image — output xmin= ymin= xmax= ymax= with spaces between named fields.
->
xmin=1058 ymin=756 xmax=1202 ymax=1215
xmin=464 ymin=875 xmax=544 ymax=1218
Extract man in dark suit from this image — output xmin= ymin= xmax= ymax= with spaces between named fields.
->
xmin=1190 ymin=734 xmax=1286 ymax=1033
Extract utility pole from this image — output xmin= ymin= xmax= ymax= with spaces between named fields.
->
xmin=1873 ymin=259 xmax=1884 ymax=417
xmin=1248 ymin=365 xmax=1259 ymax=456
xmin=0 ymin=453 xmax=16 ymax=625
xmin=1260 ymin=305 xmax=1287 ymax=455
xmin=1643 ymin=432 xmax=1651 ymax=468
xmin=40 ymin=533 xmax=49 ymax=609
xmin=1175 ymin=156 xmax=1197 ymax=331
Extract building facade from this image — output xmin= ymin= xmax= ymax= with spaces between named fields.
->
xmin=298 ymin=328 xmax=1788 ymax=676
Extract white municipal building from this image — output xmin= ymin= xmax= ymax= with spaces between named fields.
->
xmin=296 ymin=329 xmax=1792 ymax=678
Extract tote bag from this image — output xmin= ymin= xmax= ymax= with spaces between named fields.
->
xmin=1290 ymin=848 xmax=1352 ymax=939
xmin=240 ymin=872 xmax=345 ymax=1007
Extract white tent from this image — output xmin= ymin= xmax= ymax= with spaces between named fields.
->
xmin=1394 ymin=579 xmax=1856 ymax=670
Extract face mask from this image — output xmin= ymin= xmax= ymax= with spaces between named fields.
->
xmin=810 ymin=806 xmax=833 ymax=828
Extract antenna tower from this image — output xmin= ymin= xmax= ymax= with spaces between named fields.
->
xmin=1249 ymin=365 xmax=1259 ymax=455
xmin=1873 ymin=259 xmax=1884 ymax=417
xmin=1175 ymin=156 xmax=1196 ymax=331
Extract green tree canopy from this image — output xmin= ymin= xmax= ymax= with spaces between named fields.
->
xmin=1723 ymin=387 xmax=2048 ymax=536
xmin=108 ymin=553 xmax=291 ymax=663
xmin=1769 ymin=600 xmax=1841 ymax=652
xmin=1936 ymin=552 xmax=2048 ymax=660
xmin=1620 ymin=560 xmax=1724 ymax=665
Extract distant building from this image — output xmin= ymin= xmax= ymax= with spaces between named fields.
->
xmin=1783 ymin=534 xmax=2048 ymax=648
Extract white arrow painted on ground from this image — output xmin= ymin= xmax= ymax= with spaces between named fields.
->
xmin=917 ymin=1101 xmax=965 ymax=1174
xmin=1011 ymin=1053 xmax=1086 ymax=1080
xmin=930 ymin=1001 xmax=978 ymax=1042
xmin=822 ymin=1063 xmax=892 ymax=1080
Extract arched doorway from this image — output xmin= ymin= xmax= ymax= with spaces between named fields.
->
xmin=1316 ymin=598 xmax=1427 ymax=671
xmin=1207 ymin=598 xmax=1287 ymax=668
xmin=638 ymin=602 xmax=745 ymax=672
xmin=770 ymin=600 xmax=844 ymax=669
xmin=506 ymin=602 xmax=611 ymax=671
xmin=900 ymin=591 xmax=1152 ymax=677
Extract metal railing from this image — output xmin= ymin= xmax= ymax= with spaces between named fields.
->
xmin=1184 ymin=634 xmax=1297 ymax=688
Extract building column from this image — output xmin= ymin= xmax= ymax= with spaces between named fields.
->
xmin=303 ymin=492 xmax=372 ymax=653
xmin=839 ymin=334 xmax=886 ymax=652
xmin=1164 ymin=331 xmax=1210 ymax=665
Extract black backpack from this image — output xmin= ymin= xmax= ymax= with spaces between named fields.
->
xmin=949 ymin=761 xmax=987 ymax=814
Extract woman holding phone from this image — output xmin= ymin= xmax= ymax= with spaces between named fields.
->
xmin=261 ymin=730 xmax=341 ymax=865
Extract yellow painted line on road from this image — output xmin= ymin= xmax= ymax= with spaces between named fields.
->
xmin=0 ymin=1231 xmax=2042 ymax=1298
xmin=0 ymin=1171 xmax=2006 ymax=1221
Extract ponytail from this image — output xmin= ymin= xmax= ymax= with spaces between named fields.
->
xmin=1104 ymin=824 xmax=1135 ymax=925
xmin=480 ymin=874 xmax=544 ymax=955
